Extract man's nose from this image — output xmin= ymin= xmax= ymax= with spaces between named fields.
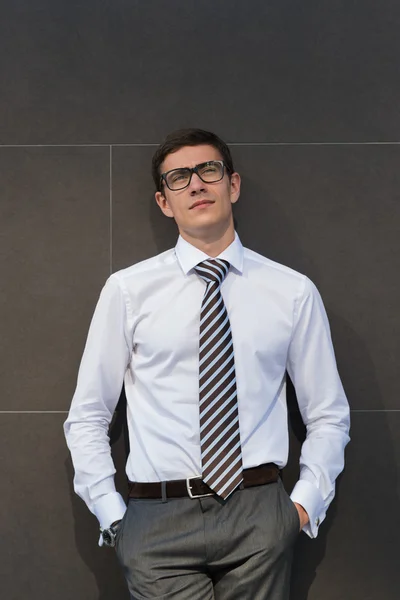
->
xmin=188 ymin=172 xmax=207 ymax=194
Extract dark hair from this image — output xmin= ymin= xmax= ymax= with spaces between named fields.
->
xmin=151 ymin=128 xmax=234 ymax=192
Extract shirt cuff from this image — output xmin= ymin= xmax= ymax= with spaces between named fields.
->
xmin=290 ymin=479 xmax=325 ymax=539
xmin=93 ymin=492 xmax=127 ymax=546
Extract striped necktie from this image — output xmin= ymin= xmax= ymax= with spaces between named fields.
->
xmin=194 ymin=259 xmax=243 ymax=499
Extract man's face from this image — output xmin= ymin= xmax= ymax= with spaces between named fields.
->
xmin=155 ymin=145 xmax=240 ymax=239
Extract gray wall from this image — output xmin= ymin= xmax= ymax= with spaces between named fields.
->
xmin=1 ymin=2 xmax=399 ymax=599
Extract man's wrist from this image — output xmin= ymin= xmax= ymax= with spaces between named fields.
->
xmin=100 ymin=520 xmax=122 ymax=547
xmin=290 ymin=479 xmax=325 ymax=537
xmin=93 ymin=491 xmax=127 ymax=529
xmin=293 ymin=502 xmax=309 ymax=530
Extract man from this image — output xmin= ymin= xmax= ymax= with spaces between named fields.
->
xmin=64 ymin=128 xmax=350 ymax=599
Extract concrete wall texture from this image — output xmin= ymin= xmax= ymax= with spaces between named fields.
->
xmin=1 ymin=2 xmax=399 ymax=599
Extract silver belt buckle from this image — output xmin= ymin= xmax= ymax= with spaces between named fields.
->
xmin=186 ymin=477 xmax=214 ymax=499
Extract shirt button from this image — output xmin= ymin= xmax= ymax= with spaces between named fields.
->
xmin=315 ymin=518 xmax=320 ymax=527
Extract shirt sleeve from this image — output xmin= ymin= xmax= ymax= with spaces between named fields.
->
xmin=287 ymin=276 xmax=350 ymax=538
xmin=64 ymin=275 xmax=131 ymax=535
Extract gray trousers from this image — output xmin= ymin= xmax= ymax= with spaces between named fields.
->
xmin=115 ymin=478 xmax=299 ymax=600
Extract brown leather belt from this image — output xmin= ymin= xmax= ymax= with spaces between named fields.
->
xmin=128 ymin=463 xmax=280 ymax=500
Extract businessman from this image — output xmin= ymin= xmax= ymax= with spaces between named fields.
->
xmin=64 ymin=128 xmax=350 ymax=599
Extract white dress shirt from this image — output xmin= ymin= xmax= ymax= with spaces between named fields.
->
xmin=64 ymin=232 xmax=350 ymax=540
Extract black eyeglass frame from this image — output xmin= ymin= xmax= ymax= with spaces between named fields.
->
xmin=160 ymin=160 xmax=228 ymax=191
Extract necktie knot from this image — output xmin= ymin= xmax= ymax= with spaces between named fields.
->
xmin=194 ymin=259 xmax=230 ymax=286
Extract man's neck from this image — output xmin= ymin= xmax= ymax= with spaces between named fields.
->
xmin=179 ymin=224 xmax=235 ymax=258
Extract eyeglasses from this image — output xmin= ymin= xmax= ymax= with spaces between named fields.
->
xmin=160 ymin=160 xmax=226 ymax=191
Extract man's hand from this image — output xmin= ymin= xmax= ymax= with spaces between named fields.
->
xmin=293 ymin=502 xmax=309 ymax=531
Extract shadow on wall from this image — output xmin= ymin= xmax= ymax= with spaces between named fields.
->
xmin=64 ymin=389 xmax=130 ymax=600
xmin=285 ymin=379 xmax=333 ymax=600
xmin=149 ymin=191 xmax=179 ymax=254
xmin=287 ymin=313 xmax=396 ymax=600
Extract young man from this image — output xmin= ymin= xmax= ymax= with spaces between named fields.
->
xmin=64 ymin=128 xmax=350 ymax=599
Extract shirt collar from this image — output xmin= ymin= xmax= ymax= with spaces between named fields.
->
xmin=175 ymin=231 xmax=244 ymax=276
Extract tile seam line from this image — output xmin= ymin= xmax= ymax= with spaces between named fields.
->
xmin=109 ymin=144 xmax=113 ymax=275
xmin=1 ymin=409 xmax=399 ymax=414
xmin=1 ymin=141 xmax=400 ymax=148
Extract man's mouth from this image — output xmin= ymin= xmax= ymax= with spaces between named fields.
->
xmin=190 ymin=200 xmax=215 ymax=209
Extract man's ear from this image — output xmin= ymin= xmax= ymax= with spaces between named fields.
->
xmin=155 ymin=191 xmax=174 ymax=218
xmin=230 ymin=172 xmax=241 ymax=205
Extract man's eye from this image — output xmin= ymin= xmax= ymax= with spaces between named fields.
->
xmin=201 ymin=164 xmax=218 ymax=175
xmin=171 ymin=172 xmax=187 ymax=182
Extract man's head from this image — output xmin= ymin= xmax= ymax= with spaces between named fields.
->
xmin=153 ymin=129 xmax=241 ymax=243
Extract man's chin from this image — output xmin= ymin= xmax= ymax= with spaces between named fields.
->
xmin=178 ymin=218 xmax=232 ymax=238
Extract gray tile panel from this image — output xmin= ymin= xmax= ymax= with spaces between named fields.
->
xmin=111 ymin=145 xmax=177 ymax=271
xmin=0 ymin=147 xmax=110 ymax=411
xmin=1 ymin=1 xmax=400 ymax=144
xmin=286 ymin=411 xmax=400 ymax=600
xmin=0 ymin=413 xmax=129 ymax=600
xmin=111 ymin=144 xmax=400 ymax=410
